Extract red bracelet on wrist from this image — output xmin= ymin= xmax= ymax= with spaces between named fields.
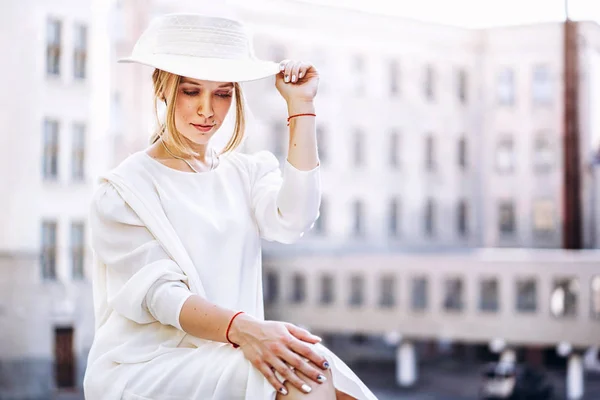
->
xmin=226 ymin=311 xmax=245 ymax=348
xmin=287 ymin=113 xmax=316 ymax=126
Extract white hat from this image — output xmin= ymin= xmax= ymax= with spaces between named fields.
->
xmin=118 ymin=13 xmax=280 ymax=82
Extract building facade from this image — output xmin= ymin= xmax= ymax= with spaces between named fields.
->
xmin=0 ymin=0 xmax=99 ymax=398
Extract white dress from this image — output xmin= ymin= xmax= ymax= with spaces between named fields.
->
xmin=83 ymin=149 xmax=378 ymax=400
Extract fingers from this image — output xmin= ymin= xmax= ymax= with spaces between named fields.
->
xmin=283 ymin=349 xmax=328 ymax=387
xmin=285 ymin=323 xmax=322 ymax=345
xmin=255 ymin=360 xmax=289 ymax=396
xmin=270 ymin=356 xmax=313 ymax=394
xmin=279 ymin=60 xmax=307 ymax=84
xmin=289 ymin=339 xmax=330 ymax=372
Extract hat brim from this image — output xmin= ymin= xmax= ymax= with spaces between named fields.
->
xmin=118 ymin=54 xmax=280 ymax=83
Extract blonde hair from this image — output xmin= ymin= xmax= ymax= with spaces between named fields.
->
xmin=149 ymin=69 xmax=246 ymax=157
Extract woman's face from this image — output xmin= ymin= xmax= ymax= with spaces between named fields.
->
xmin=172 ymin=77 xmax=234 ymax=145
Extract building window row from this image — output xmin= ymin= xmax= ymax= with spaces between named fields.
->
xmin=495 ymin=133 xmax=554 ymax=174
xmin=497 ymin=200 xmax=556 ymax=238
xmin=47 ymin=18 xmax=88 ymax=79
xmin=41 ymin=220 xmax=86 ymax=281
xmin=312 ymin=198 xmax=470 ymax=238
xmin=497 ymin=65 xmax=553 ymax=106
xmin=43 ymin=118 xmax=87 ymax=181
xmin=265 ymin=272 xmax=600 ymax=320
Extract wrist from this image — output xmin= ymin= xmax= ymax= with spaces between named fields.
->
xmin=227 ymin=312 xmax=257 ymax=347
xmin=287 ymin=100 xmax=315 ymax=116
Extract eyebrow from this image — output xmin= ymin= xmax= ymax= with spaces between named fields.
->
xmin=180 ymin=79 xmax=234 ymax=88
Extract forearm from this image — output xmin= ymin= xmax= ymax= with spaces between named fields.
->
xmin=179 ymin=294 xmax=250 ymax=343
xmin=286 ymin=100 xmax=319 ymax=171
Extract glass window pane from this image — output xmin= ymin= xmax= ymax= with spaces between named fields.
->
xmin=353 ymin=200 xmax=363 ymax=236
xmin=320 ymin=274 xmax=334 ymax=305
xmin=533 ymin=199 xmax=555 ymax=236
xmin=41 ymin=221 xmax=57 ymax=280
xmin=498 ymin=68 xmax=515 ymax=105
xmin=379 ymin=275 xmax=395 ymax=308
xmin=550 ymin=278 xmax=578 ymax=317
xmin=592 ymin=276 xmax=600 ymax=319
xmin=291 ymin=274 xmax=305 ymax=304
xmin=480 ymin=278 xmax=499 ymax=312
xmin=499 ymin=201 xmax=516 ymax=236
xmin=349 ymin=275 xmax=364 ymax=307
xmin=533 ymin=135 xmax=553 ymax=173
xmin=516 ymin=279 xmax=537 ymax=312
xmin=443 ymin=278 xmax=464 ymax=312
xmin=411 ymin=277 xmax=428 ymax=311
xmin=532 ymin=65 xmax=552 ymax=105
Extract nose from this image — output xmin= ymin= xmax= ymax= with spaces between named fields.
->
xmin=196 ymin=93 xmax=214 ymax=120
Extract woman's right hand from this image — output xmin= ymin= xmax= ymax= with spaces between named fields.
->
xmin=228 ymin=313 xmax=330 ymax=395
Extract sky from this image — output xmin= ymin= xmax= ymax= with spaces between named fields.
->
xmin=302 ymin=0 xmax=600 ymax=28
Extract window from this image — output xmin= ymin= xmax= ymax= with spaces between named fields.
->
xmin=497 ymin=68 xmax=515 ymax=105
xmin=353 ymin=130 xmax=364 ymax=165
xmin=457 ymin=68 xmax=467 ymax=103
xmin=592 ymin=276 xmax=600 ymax=319
xmin=73 ymin=24 xmax=87 ymax=79
xmin=379 ymin=275 xmax=395 ymax=308
xmin=72 ymin=123 xmax=85 ymax=181
xmin=291 ymin=273 xmax=306 ymax=303
xmin=496 ymin=137 xmax=515 ymax=174
xmin=498 ymin=201 xmax=516 ymax=236
xmin=272 ymin=121 xmax=286 ymax=159
xmin=424 ymin=65 xmax=435 ymax=101
xmin=320 ymin=274 xmax=334 ymax=305
xmin=516 ymin=279 xmax=537 ymax=312
xmin=458 ymin=137 xmax=467 ymax=169
xmin=264 ymin=271 xmax=278 ymax=304
xmin=389 ymin=198 xmax=400 ymax=237
xmin=532 ymin=199 xmax=555 ymax=236
xmin=532 ymin=64 xmax=552 ymax=105
xmin=41 ymin=221 xmax=58 ymax=280
xmin=550 ymin=278 xmax=578 ymax=317
xmin=71 ymin=222 xmax=85 ymax=280
xmin=352 ymin=55 xmax=365 ymax=95
xmin=353 ymin=200 xmax=364 ymax=236
xmin=411 ymin=277 xmax=428 ymax=311
xmin=390 ymin=130 xmax=400 ymax=167
xmin=480 ymin=278 xmax=499 ymax=312
xmin=43 ymin=119 xmax=59 ymax=180
xmin=349 ymin=275 xmax=364 ymax=307
xmin=458 ymin=199 xmax=468 ymax=236
xmin=317 ymin=125 xmax=327 ymax=163
xmin=425 ymin=198 xmax=435 ymax=237
xmin=425 ymin=135 xmax=435 ymax=171
xmin=443 ymin=278 xmax=464 ymax=312
xmin=313 ymin=197 xmax=326 ymax=235
xmin=390 ymin=59 xmax=400 ymax=95
xmin=533 ymin=135 xmax=553 ymax=173
xmin=47 ymin=19 xmax=62 ymax=76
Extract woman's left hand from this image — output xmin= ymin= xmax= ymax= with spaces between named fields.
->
xmin=275 ymin=60 xmax=319 ymax=104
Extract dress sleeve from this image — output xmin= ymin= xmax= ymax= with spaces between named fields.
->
xmin=89 ymin=181 xmax=193 ymax=331
xmin=249 ymin=151 xmax=321 ymax=244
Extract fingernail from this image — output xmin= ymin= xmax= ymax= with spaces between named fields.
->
xmin=323 ymin=361 xmax=330 ymax=369
xmin=302 ymin=384 xmax=312 ymax=393
xmin=314 ymin=335 xmax=322 ymax=342
xmin=279 ymin=387 xmax=288 ymax=395
xmin=292 ymin=74 xmax=297 ymax=83
xmin=285 ymin=75 xmax=290 ymax=83
xmin=317 ymin=374 xmax=327 ymax=383
xmin=299 ymin=71 xmax=304 ymax=79
xmin=279 ymin=64 xmax=285 ymax=71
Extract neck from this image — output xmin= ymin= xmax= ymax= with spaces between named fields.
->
xmin=160 ymin=137 xmax=210 ymax=162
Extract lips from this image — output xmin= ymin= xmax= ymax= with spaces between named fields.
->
xmin=192 ymin=123 xmax=214 ymax=133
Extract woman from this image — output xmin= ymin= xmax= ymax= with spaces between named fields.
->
xmin=83 ymin=12 xmax=378 ymax=400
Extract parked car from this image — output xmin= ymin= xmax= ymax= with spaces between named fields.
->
xmin=479 ymin=362 xmax=554 ymax=400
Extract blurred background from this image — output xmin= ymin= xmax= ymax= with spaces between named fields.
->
xmin=1 ymin=0 xmax=600 ymax=399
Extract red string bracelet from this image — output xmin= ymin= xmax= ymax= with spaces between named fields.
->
xmin=226 ymin=311 xmax=245 ymax=348
xmin=287 ymin=113 xmax=316 ymax=126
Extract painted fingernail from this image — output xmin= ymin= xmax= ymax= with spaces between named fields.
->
xmin=299 ymin=71 xmax=304 ymax=79
xmin=302 ymin=384 xmax=312 ymax=393
xmin=323 ymin=361 xmax=330 ymax=369
xmin=279 ymin=64 xmax=285 ymax=71
xmin=317 ymin=374 xmax=327 ymax=383
xmin=285 ymin=75 xmax=290 ymax=82
xmin=279 ymin=387 xmax=288 ymax=395
xmin=291 ymin=74 xmax=297 ymax=83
